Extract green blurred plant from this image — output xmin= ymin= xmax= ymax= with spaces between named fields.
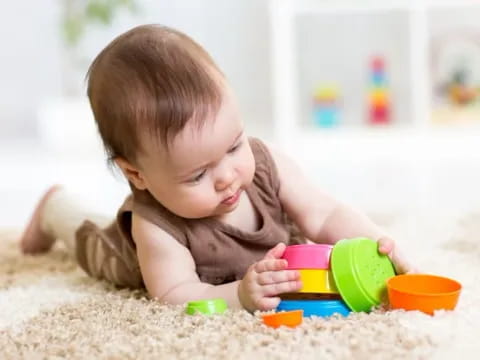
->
xmin=62 ymin=0 xmax=138 ymax=48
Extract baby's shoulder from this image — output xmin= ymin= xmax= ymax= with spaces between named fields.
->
xmin=249 ymin=139 xmax=281 ymax=199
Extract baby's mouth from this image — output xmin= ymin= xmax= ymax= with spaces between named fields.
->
xmin=221 ymin=189 xmax=241 ymax=205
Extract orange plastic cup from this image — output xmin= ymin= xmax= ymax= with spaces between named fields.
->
xmin=262 ymin=310 xmax=303 ymax=328
xmin=387 ymin=274 xmax=462 ymax=315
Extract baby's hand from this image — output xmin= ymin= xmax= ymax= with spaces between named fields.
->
xmin=238 ymin=243 xmax=302 ymax=312
xmin=377 ymin=236 xmax=419 ymax=274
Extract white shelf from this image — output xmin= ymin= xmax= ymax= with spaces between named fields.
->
xmin=289 ymin=125 xmax=480 ymax=160
xmin=290 ymin=1 xmax=413 ymax=15
xmin=268 ymin=0 xmax=480 ymax=151
xmin=425 ymin=0 xmax=480 ymax=9
xmin=288 ymin=0 xmax=480 ymax=14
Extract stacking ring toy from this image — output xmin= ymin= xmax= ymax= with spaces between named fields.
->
xmin=277 ymin=299 xmax=350 ymax=317
xmin=282 ymin=244 xmax=333 ymax=269
xmin=298 ymin=269 xmax=338 ymax=293
xmin=387 ymin=274 xmax=462 ymax=315
xmin=185 ymin=299 xmax=228 ymax=315
xmin=280 ymin=292 xmax=341 ymax=300
xmin=331 ymin=237 xmax=395 ymax=312
xmin=262 ymin=310 xmax=303 ymax=328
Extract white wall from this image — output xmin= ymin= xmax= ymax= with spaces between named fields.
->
xmin=0 ymin=0 xmax=62 ymax=138
xmin=0 ymin=0 xmax=273 ymax=140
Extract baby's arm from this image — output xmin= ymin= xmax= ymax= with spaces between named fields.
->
xmin=270 ymin=147 xmax=384 ymax=242
xmin=132 ymin=213 xmax=300 ymax=310
xmin=268 ymin=145 xmax=415 ymax=274
xmin=132 ymin=213 xmax=242 ymax=307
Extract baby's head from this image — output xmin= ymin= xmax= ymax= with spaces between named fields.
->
xmin=86 ymin=25 xmax=255 ymax=219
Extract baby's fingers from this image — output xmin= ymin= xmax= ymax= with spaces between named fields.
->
xmin=256 ymin=296 xmax=282 ymax=311
xmin=377 ymin=237 xmax=394 ymax=255
xmin=262 ymin=280 xmax=302 ymax=297
xmin=257 ymin=270 xmax=300 ymax=285
xmin=255 ymin=259 xmax=287 ymax=273
xmin=263 ymin=243 xmax=287 ymax=260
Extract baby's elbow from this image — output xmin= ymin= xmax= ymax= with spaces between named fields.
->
xmin=148 ymin=281 xmax=198 ymax=305
xmin=145 ymin=285 xmax=179 ymax=304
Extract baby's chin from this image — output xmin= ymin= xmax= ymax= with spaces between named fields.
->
xmin=173 ymin=206 xmax=227 ymax=220
xmin=187 ymin=205 xmax=238 ymax=220
xmin=171 ymin=193 xmax=244 ymax=219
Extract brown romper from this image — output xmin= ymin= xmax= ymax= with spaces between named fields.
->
xmin=74 ymin=137 xmax=305 ymax=289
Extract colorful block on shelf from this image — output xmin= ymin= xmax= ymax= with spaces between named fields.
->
xmin=367 ymin=56 xmax=391 ymax=125
xmin=370 ymin=105 xmax=390 ymax=124
xmin=312 ymin=85 xmax=340 ymax=128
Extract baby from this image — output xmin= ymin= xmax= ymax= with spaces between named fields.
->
xmin=20 ymin=24 xmax=415 ymax=312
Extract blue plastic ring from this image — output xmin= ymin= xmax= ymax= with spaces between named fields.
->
xmin=277 ymin=299 xmax=351 ymax=318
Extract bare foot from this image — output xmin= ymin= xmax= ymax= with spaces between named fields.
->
xmin=20 ymin=185 xmax=62 ymax=254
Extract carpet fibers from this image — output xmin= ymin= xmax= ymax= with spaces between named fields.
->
xmin=1 ymin=215 xmax=479 ymax=360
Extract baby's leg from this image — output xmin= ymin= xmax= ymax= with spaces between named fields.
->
xmin=20 ymin=186 xmax=111 ymax=256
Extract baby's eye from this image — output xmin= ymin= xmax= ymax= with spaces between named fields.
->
xmin=189 ymin=170 xmax=206 ymax=183
xmin=228 ymin=141 xmax=242 ymax=154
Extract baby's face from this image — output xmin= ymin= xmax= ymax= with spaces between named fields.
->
xmin=134 ymin=87 xmax=255 ymax=219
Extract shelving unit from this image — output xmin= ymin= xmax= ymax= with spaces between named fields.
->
xmin=268 ymin=0 xmax=480 ymax=158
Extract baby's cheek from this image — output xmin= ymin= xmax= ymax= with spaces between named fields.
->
xmin=241 ymin=153 xmax=256 ymax=184
xmin=185 ymin=188 xmax=217 ymax=214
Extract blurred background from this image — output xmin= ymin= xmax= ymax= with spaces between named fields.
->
xmin=2 ymin=0 xmax=480 ymax=243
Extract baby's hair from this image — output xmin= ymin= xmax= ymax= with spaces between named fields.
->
xmin=86 ymin=24 xmax=223 ymax=165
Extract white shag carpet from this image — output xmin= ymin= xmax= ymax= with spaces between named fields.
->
xmin=1 ymin=211 xmax=479 ymax=360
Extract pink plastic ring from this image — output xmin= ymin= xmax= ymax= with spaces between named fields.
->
xmin=282 ymin=244 xmax=333 ymax=270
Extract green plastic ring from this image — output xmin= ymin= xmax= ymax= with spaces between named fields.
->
xmin=331 ymin=237 xmax=395 ymax=312
xmin=185 ymin=298 xmax=228 ymax=315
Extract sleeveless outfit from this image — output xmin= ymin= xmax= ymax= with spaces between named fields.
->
xmin=74 ymin=137 xmax=306 ymax=288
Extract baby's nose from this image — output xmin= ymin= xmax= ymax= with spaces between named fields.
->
xmin=215 ymin=168 xmax=235 ymax=191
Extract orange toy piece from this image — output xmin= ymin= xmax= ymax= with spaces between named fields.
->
xmin=262 ymin=310 xmax=303 ymax=329
xmin=387 ymin=274 xmax=462 ymax=315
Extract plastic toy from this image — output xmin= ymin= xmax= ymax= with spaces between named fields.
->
xmin=330 ymin=237 xmax=396 ymax=312
xmin=297 ymin=269 xmax=338 ymax=293
xmin=368 ymin=56 xmax=391 ymax=125
xmin=262 ymin=310 xmax=303 ymax=328
xmin=446 ymin=67 xmax=478 ymax=105
xmin=387 ymin=274 xmax=462 ymax=315
xmin=269 ymin=239 xmax=462 ymax=320
xmin=277 ymin=299 xmax=350 ymax=317
xmin=185 ymin=299 xmax=227 ymax=315
xmin=313 ymin=85 xmax=340 ymax=128
xmin=274 ymin=243 xmax=345 ymax=318
xmin=281 ymin=244 xmax=332 ymax=269
xmin=280 ymin=292 xmax=341 ymax=300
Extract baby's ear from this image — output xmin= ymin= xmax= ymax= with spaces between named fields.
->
xmin=114 ymin=157 xmax=148 ymax=190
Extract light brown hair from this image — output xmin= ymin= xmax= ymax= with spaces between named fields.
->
xmin=86 ymin=24 xmax=223 ymax=164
